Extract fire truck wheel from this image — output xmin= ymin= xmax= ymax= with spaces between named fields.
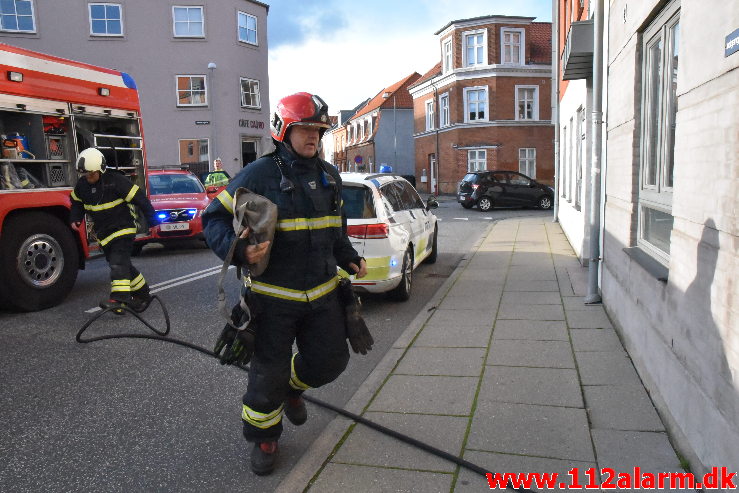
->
xmin=0 ymin=212 xmax=79 ymax=312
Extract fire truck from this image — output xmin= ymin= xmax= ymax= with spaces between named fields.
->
xmin=0 ymin=43 xmax=147 ymax=311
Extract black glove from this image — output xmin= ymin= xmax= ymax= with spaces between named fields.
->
xmin=214 ymin=304 xmax=256 ymax=365
xmin=337 ymin=279 xmax=374 ymax=355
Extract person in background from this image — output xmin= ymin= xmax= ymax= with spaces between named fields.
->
xmin=205 ymin=157 xmax=230 ymax=188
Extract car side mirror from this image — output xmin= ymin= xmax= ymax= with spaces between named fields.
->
xmin=426 ymin=196 xmax=439 ymax=210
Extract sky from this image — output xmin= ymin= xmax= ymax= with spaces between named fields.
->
xmin=265 ymin=0 xmax=552 ymax=115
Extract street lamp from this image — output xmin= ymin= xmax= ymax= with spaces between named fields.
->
xmin=207 ymin=62 xmax=217 ymax=169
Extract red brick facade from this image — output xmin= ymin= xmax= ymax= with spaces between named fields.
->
xmin=410 ymin=16 xmax=554 ymax=194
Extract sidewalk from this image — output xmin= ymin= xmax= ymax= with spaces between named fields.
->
xmin=278 ymin=217 xmax=683 ymax=492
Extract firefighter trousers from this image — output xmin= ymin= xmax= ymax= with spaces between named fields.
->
xmin=241 ymin=290 xmax=349 ymax=442
xmin=101 ymin=235 xmax=149 ymax=302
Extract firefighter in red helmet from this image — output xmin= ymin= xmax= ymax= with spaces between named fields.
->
xmin=202 ymin=92 xmax=372 ymax=475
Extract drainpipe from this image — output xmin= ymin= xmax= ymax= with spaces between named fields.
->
xmin=433 ymin=82 xmax=440 ymax=196
xmin=552 ymin=0 xmax=560 ymax=222
xmin=585 ymin=0 xmax=604 ymax=304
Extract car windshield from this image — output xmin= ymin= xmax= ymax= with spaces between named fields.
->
xmin=341 ymin=185 xmax=377 ymax=219
xmin=461 ymin=173 xmax=479 ymax=183
xmin=148 ymin=174 xmax=205 ymax=195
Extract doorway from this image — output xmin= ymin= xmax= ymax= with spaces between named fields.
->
xmin=241 ymin=138 xmax=259 ymax=167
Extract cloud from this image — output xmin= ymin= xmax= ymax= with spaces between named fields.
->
xmin=267 ymin=0 xmax=348 ymax=47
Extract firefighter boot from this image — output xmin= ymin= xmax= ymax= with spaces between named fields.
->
xmin=250 ymin=441 xmax=278 ymax=476
xmin=99 ymin=298 xmax=125 ymax=315
xmin=284 ymin=396 xmax=307 ymax=426
xmin=128 ymin=293 xmax=153 ymax=313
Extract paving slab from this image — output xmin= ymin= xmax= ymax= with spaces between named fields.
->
xmin=394 ymin=347 xmax=487 ymax=376
xmin=591 ymin=429 xmax=683 ymax=477
xmin=368 ymin=375 xmax=479 ymax=415
xmin=567 ymin=309 xmax=614 ymax=328
xmin=435 ymin=293 xmax=502 ymax=310
xmin=506 ymin=268 xmax=558 ymax=281
xmin=479 ymin=366 xmax=583 ymax=408
xmin=505 ymin=280 xmax=560 ymax=292
xmin=497 ymin=303 xmax=565 ymax=321
xmin=422 ymin=308 xmax=496 ymax=328
xmin=331 ymin=412 xmax=469 ymax=472
xmin=414 ymin=322 xmax=493 ymax=348
xmin=487 ymin=340 xmax=575 ymax=369
xmin=467 ymin=401 xmax=595 ymax=462
xmin=571 ymin=329 xmax=624 ymax=352
xmin=500 ymin=291 xmax=562 ymax=305
xmin=584 ymin=385 xmax=666 ymax=432
xmin=443 ymin=284 xmax=504 ymax=303
xmin=455 ymin=450 xmax=597 ymax=493
xmin=563 ymin=296 xmax=605 ymax=311
xmin=493 ymin=319 xmax=569 ymax=341
xmin=576 ymin=350 xmax=643 ymax=386
xmin=309 ymin=463 xmax=453 ymax=492
xmin=457 ymin=268 xmax=510 ymax=281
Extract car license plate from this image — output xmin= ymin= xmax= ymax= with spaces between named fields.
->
xmin=459 ymin=194 xmax=465 ymax=200
xmin=160 ymin=222 xmax=189 ymax=231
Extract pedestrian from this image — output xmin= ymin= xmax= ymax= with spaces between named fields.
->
xmin=70 ymin=147 xmax=157 ymax=312
xmin=205 ymin=157 xmax=229 ymax=187
xmin=202 ymin=92 xmax=372 ymax=475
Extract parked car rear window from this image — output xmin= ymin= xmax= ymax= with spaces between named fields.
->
xmin=462 ymin=173 xmax=479 ymax=183
xmin=342 ymin=185 xmax=377 ymax=219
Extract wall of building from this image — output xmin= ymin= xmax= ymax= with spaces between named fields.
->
xmin=0 ymin=0 xmax=271 ymax=178
xmin=374 ymin=108 xmax=415 ymax=176
xmin=602 ymin=0 xmax=739 ymax=474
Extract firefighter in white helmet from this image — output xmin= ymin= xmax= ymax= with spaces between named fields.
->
xmin=70 ymin=147 xmax=157 ymax=312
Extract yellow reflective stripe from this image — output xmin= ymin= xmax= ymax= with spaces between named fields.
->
xmin=99 ymin=227 xmax=137 ymax=246
xmin=289 ymin=353 xmax=311 ymax=391
xmin=70 ymin=190 xmax=82 ymax=202
xmin=130 ymin=274 xmax=145 ymax=291
xmin=276 ymin=215 xmax=342 ymax=232
xmin=111 ymin=280 xmax=130 ymax=292
xmin=124 ymin=184 xmax=139 ymax=202
xmin=84 ymin=198 xmax=124 ymax=211
xmin=340 ymin=256 xmax=391 ymax=281
xmin=242 ymin=404 xmax=284 ymax=429
xmin=251 ymin=276 xmax=338 ymax=302
xmin=216 ymin=190 xmax=234 ymax=214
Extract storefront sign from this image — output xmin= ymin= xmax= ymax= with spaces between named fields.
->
xmin=195 ymin=120 xmax=210 ymax=125
xmin=726 ymin=28 xmax=739 ymax=57
xmin=239 ymin=119 xmax=265 ymax=129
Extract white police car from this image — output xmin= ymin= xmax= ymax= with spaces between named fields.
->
xmin=340 ymin=173 xmax=438 ymax=301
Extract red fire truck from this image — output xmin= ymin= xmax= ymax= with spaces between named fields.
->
xmin=0 ymin=43 xmax=148 ymax=311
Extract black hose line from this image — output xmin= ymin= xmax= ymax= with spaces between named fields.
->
xmin=76 ymin=301 xmax=534 ymax=493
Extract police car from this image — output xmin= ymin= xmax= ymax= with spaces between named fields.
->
xmin=340 ymin=173 xmax=438 ymax=301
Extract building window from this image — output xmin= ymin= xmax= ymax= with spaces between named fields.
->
xmin=468 ymin=149 xmax=487 ymax=172
xmin=519 ymin=148 xmax=536 ymax=178
xmin=464 ymin=87 xmax=488 ymax=122
xmin=516 ymin=86 xmax=539 ymax=120
xmin=463 ymin=30 xmax=486 ymax=66
xmin=561 ymin=125 xmax=568 ymax=199
xmin=0 ymin=0 xmax=35 ymax=32
xmin=443 ymin=38 xmax=453 ymax=73
xmin=173 ymin=6 xmax=204 ymax=37
xmin=238 ymin=11 xmax=257 ymax=44
xmin=240 ymin=78 xmax=260 ymax=108
xmin=425 ymin=100 xmax=435 ymax=131
xmin=89 ymin=3 xmax=122 ymax=36
xmin=638 ymin=0 xmax=679 ymax=262
xmin=501 ymin=28 xmax=525 ymax=64
xmin=179 ymin=138 xmax=209 ymax=168
xmin=439 ymin=93 xmax=449 ymax=127
xmin=176 ymin=75 xmax=207 ymax=106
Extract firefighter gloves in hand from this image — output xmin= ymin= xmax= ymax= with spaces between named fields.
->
xmin=214 ymin=303 xmax=256 ymax=365
xmin=337 ymin=278 xmax=374 ymax=355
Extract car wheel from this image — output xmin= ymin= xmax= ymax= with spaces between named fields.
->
xmin=424 ymin=225 xmax=438 ymax=264
xmin=538 ymin=195 xmax=553 ymax=210
xmin=131 ymin=243 xmax=144 ymax=257
xmin=0 ymin=212 xmax=79 ymax=311
xmin=461 ymin=202 xmax=473 ymax=209
xmin=478 ymin=196 xmax=494 ymax=212
xmin=387 ymin=247 xmax=413 ymax=301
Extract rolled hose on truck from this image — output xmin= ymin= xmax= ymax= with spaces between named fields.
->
xmin=76 ymin=300 xmax=534 ymax=492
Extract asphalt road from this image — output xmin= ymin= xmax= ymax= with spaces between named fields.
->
xmin=0 ymin=199 xmax=551 ymax=492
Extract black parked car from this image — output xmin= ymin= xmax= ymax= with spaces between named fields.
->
xmin=457 ymin=171 xmax=553 ymax=211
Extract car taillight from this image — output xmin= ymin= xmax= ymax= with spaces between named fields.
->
xmin=471 ymin=184 xmax=479 ymax=190
xmin=347 ymin=223 xmax=389 ymax=239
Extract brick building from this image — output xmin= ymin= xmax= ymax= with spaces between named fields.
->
xmin=409 ymin=15 xmax=553 ymax=194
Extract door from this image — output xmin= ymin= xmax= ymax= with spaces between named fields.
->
xmin=506 ymin=172 xmax=538 ymax=206
xmin=241 ymin=139 xmax=259 ymax=167
xmin=429 ymin=154 xmax=437 ymax=194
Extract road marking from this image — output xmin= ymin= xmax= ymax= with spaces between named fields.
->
xmin=453 ymin=217 xmax=469 ymax=221
xmin=84 ymin=265 xmax=232 ymax=313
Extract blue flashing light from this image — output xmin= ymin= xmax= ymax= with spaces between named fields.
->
xmin=121 ymin=72 xmax=137 ymax=89
xmin=157 ymin=213 xmax=167 ymax=220
xmin=390 ymin=258 xmax=398 ymax=267
xmin=187 ymin=209 xmax=197 ymax=216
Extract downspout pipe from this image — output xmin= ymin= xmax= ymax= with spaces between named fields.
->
xmin=433 ymin=82 xmax=440 ymax=197
xmin=585 ymin=0 xmax=604 ymax=304
xmin=552 ymin=0 xmax=560 ymax=222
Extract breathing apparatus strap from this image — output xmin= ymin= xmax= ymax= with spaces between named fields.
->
xmin=216 ymin=201 xmax=252 ymax=331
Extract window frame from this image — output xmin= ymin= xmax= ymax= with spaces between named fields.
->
xmin=442 ymin=38 xmax=453 ymax=73
xmin=239 ymin=77 xmax=261 ymax=109
xmin=439 ymin=92 xmax=450 ymax=127
xmin=425 ymin=99 xmax=435 ymax=131
xmin=462 ymin=29 xmax=487 ymax=67
xmin=467 ymin=149 xmax=487 ymax=172
xmin=463 ymin=86 xmax=489 ymax=123
xmin=175 ymin=75 xmax=208 ymax=107
xmin=178 ymin=138 xmax=210 ymax=167
xmin=501 ymin=27 xmax=525 ymax=65
xmin=172 ymin=5 xmax=204 ymax=38
xmin=637 ymin=0 xmax=680 ymax=264
xmin=518 ymin=148 xmax=536 ymax=178
xmin=237 ymin=11 xmax=257 ymax=45
xmin=0 ymin=0 xmax=35 ymax=33
xmin=88 ymin=3 xmax=123 ymax=37
xmin=515 ymin=85 xmax=539 ymax=121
